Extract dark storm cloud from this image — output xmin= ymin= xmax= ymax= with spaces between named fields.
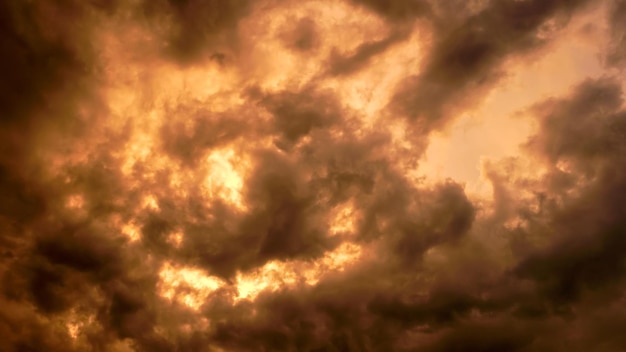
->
xmin=361 ymin=180 xmax=475 ymax=266
xmin=0 ymin=0 xmax=187 ymax=340
xmin=0 ymin=0 xmax=116 ymax=266
xmin=160 ymin=86 xmax=341 ymax=166
xmin=253 ymin=86 xmax=343 ymax=148
xmin=465 ymin=78 xmax=626 ymax=349
xmin=425 ymin=321 xmax=534 ymax=352
xmin=141 ymin=0 xmax=257 ymax=64
xmin=3 ymin=0 xmax=626 ymax=351
xmin=0 ymin=147 xmax=169 ymax=351
xmin=0 ymin=0 xmax=106 ymax=185
xmin=325 ymin=28 xmax=411 ymax=76
xmin=515 ymin=78 xmax=626 ymax=303
xmin=197 ymin=77 xmax=626 ymax=351
xmin=0 ymin=298 xmax=79 ymax=352
xmin=350 ymin=0 xmax=432 ymax=22
xmin=195 ymin=162 xmax=478 ymax=349
xmin=173 ymin=148 xmax=343 ymax=279
xmin=152 ymin=88 xmax=349 ymax=278
xmin=160 ymin=106 xmax=255 ymax=166
xmin=280 ymin=17 xmax=319 ymax=52
xmin=157 ymin=82 xmax=476 ymax=299
xmin=0 ymin=1 xmax=89 ymax=126
xmin=390 ymin=0 xmax=592 ymax=133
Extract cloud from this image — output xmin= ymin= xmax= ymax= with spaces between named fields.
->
xmin=141 ymin=0 xmax=258 ymax=64
xmin=390 ymin=0 xmax=593 ymax=133
xmin=607 ymin=0 xmax=626 ymax=67
xmin=514 ymin=78 xmax=626 ymax=304
xmin=325 ymin=28 xmax=411 ymax=77
xmin=279 ymin=17 xmax=319 ymax=53
xmin=1 ymin=0 xmax=626 ymax=351
xmin=350 ymin=0 xmax=432 ymax=22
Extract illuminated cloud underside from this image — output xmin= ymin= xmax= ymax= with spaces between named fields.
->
xmin=1 ymin=0 xmax=626 ymax=351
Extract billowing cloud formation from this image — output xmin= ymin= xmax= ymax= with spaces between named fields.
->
xmin=1 ymin=0 xmax=626 ymax=351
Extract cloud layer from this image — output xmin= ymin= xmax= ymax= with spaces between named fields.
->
xmin=1 ymin=0 xmax=625 ymax=351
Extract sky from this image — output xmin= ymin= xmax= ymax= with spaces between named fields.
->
xmin=1 ymin=0 xmax=626 ymax=351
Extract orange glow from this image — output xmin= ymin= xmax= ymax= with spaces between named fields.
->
xmin=158 ymin=262 xmax=225 ymax=310
xmin=329 ymin=201 xmax=358 ymax=236
xmin=167 ymin=231 xmax=184 ymax=248
xmin=63 ymin=310 xmax=96 ymax=343
xmin=203 ymin=147 xmax=249 ymax=210
xmin=67 ymin=323 xmax=79 ymax=339
xmin=235 ymin=261 xmax=298 ymax=301
xmin=142 ymin=194 xmax=159 ymax=211
xmin=234 ymin=241 xmax=363 ymax=300
xmin=157 ymin=242 xmax=362 ymax=308
xmin=121 ymin=222 xmax=141 ymax=243
xmin=65 ymin=194 xmax=85 ymax=209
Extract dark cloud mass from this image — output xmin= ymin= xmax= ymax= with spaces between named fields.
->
xmin=391 ymin=0 xmax=593 ymax=132
xmin=1 ymin=0 xmax=626 ymax=351
xmin=351 ymin=0 xmax=432 ymax=22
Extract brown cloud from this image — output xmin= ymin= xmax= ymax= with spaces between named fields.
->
xmin=1 ymin=0 xmax=626 ymax=351
xmin=279 ymin=17 xmax=319 ymax=53
xmin=325 ymin=28 xmax=411 ymax=77
xmin=607 ymin=0 xmax=626 ymax=67
xmin=141 ymin=0 xmax=258 ymax=64
xmin=515 ymin=78 xmax=626 ymax=303
xmin=350 ymin=0 xmax=432 ymax=22
xmin=390 ymin=0 xmax=593 ymax=134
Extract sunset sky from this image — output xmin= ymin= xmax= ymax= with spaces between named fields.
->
xmin=1 ymin=0 xmax=626 ymax=351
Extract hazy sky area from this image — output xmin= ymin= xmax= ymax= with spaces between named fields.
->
xmin=1 ymin=0 xmax=626 ymax=351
